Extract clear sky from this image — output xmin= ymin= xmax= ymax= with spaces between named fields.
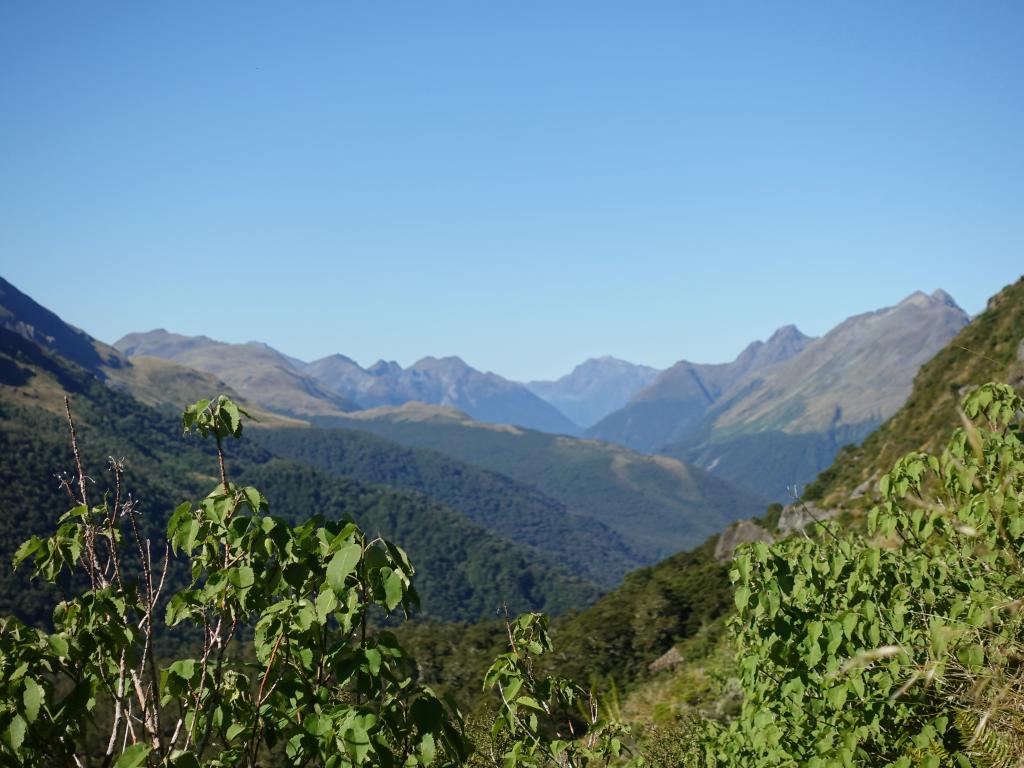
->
xmin=1 ymin=2 xmax=1021 ymax=381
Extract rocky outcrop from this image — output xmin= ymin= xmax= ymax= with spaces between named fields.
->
xmin=777 ymin=502 xmax=840 ymax=536
xmin=648 ymin=646 xmax=685 ymax=674
xmin=714 ymin=519 xmax=774 ymax=563
xmin=714 ymin=501 xmax=841 ymax=563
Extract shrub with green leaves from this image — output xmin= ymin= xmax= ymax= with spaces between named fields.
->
xmin=483 ymin=613 xmax=638 ymax=768
xmin=0 ymin=395 xmax=466 ymax=767
xmin=707 ymin=383 xmax=1024 ymax=767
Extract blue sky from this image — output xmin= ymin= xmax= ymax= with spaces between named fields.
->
xmin=1 ymin=2 xmax=1021 ymax=381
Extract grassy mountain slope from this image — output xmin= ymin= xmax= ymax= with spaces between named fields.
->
xmin=115 ymin=329 xmax=359 ymax=418
xmin=805 ymin=275 xmax=1024 ymax=505
xmin=585 ymin=326 xmax=812 ymax=452
xmin=660 ymin=290 xmax=969 ymax=500
xmin=0 ymin=327 xmax=601 ymax=623
xmin=603 ymin=277 xmax=1024 ymax=728
xmin=406 ymin=276 xmax=1024 ymax=726
xmin=252 ymin=426 xmax=641 ymax=586
xmin=0 ymin=275 xmax=299 ymax=427
xmin=315 ymin=403 xmax=767 ymax=563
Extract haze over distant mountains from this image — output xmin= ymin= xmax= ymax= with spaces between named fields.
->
xmin=302 ymin=352 xmax=579 ymax=435
xmin=585 ymin=325 xmax=814 ymax=450
xmin=599 ymin=290 xmax=969 ymax=500
xmin=526 ymin=357 xmax=661 ymax=428
xmin=108 ymin=286 xmax=970 ymax=503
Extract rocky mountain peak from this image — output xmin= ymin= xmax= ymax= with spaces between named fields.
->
xmin=367 ymin=359 xmax=402 ymax=377
xmin=898 ymin=289 xmax=961 ymax=311
xmin=410 ymin=356 xmax=472 ymax=375
xmin=767 ymin=324 xmax=810 ymax=345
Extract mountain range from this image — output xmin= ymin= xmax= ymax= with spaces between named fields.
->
xmin=578 ymin=290 xmax=968 ymax=500
xmin=114 ymin=330 xmax=360 ymax=419
xmin=116 ymin=331 xmax=580 ymax=434
xmin=585 ymin=325 xmax=814 ymax=451
xmin=400 ymin=275 xmax=1024 ymax=718
xmin=0 ymin=277 xmax=300 ymax=427
xmin=0 ymin=282 xmax=607 ymax=621
xmin=658 ymin=290 xmax=969 ymax=499
xmin=0 ymin=275 xmax=764 ymax=611
xmin=108 ymin=289 xmax=967 ymax=505
xmin=302 ymin=352 xmax=579 ymax=434
xmin=526 ymin=356 xmax=661 ymax=428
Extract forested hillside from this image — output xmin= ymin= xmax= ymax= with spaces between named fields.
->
xmin=316 ymin=403 xmax=767 ymax=562
xmin=0 ymin=327 xmax=600 ymax=622
xmin=252 ymin=426 xmax=641 ymax=586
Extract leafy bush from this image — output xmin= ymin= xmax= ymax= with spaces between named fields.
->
xmin=0 ymin=395 xmax=635 ymax=768
xmin=708 ymin=383 xmax=1024 ymax=766
xmin=1 ymin=396 xmax=466 ymax=766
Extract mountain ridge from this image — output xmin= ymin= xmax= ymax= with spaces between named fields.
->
xmin=526 ymin=356 xmax=662 ymax=428
xmin=115 ymin=329 xmax=360 ymax=418
xmin=584 ymin=324 xmax=814 ymax=451
xmin=659 ymin=288 xmax=970 ymax=500
xmin=305 ymin=352 xmax=581 ymax=435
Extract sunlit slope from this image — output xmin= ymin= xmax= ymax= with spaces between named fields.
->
xmin=660 ymin=290 xmax=968 ymax=500
xmin=0 ymin=275 xmax=300 ymax=427
xmin=585 ymin=325 xmax=812 ymax=452
xmin=115 ymin=329 xmax=359 ymax=418
xmin=805 ymin=275 xmax=1024 ymax=506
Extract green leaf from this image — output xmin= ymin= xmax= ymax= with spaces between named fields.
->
xmin=7 ymin=714 xmax=26 ymax=752
xmin=114 ymin=743 xmax=152 ymax=768
xmin=12 ymin=536 xmax=43 ymax=568
xmin=826 ymin=684 xmax=848 ymax=709
xmin=231 ymin=565 xmax=255 ymax=591
xmin=734 ymin=585 xmax=751 ymax=611
xmin=419 ymin=731 xmax=436 ymax=764
xmin=46 ymin=634 xmax=69 ymax=658
xmin=384 ymin=569 xmax=404 ymax=611
xmin=22 ymin=678 xmax=43 ymax=724
xmin=343 ymin=725 xmax=371 ymax=763
xmin=327 ymin=542 xmax=361 ymax=595
xmin=517 ymin=695 xmax=543 ymax=711
xmin=316 ymin=588 xmax=337 ymax=622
